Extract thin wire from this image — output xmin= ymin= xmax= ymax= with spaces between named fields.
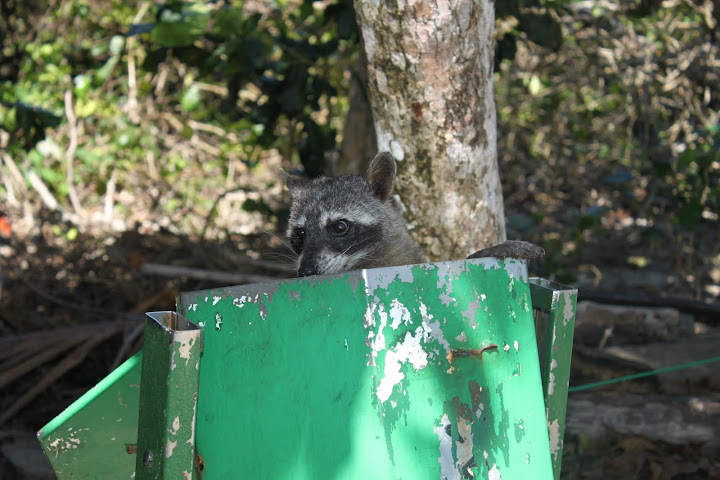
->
xmin=568 ymin=355 xmax=720 ymax=393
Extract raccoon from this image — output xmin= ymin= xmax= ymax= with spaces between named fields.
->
xmin=283 ymin=152 xmax=543 ymax=277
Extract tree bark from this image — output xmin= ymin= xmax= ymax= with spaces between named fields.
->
xmin=353 ymin=0 xmax=505 ymax=261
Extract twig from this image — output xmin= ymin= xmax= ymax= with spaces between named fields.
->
xmin=0 ymin=318 xmax=142 ymax=355
xmin=18 ymin=274 xmax=120 ymax=314
xmin=0 ymin=335 xmax=87 ymax=389
xmin=1 ymin=153 xmax=26 ymax=193
xmin=187 ymin=119 xmax=229 ymax=137
xmin=125 ymin=2 xmax=150 ymax=124
xmin=145 ymin=149 xmax=159 ymax=181
xmin=200 ymin=185 xmax=249 ymax=239
xmin=0 ymin=168 xmax=19 ymax=207
xmin=104 ymin=168 xmax=118 ymax=223
xmin=64 ymin=89 xmax=84 ymax=216
xmin=193 ymin=82 xmax=229 ymax=96
xmin=26 ymin=171 xmax=59 ymax=210
xmin=111 ymin=321 xmax=145 ymax=369
xmin=141 ymin=262 xmax=281 ymax=285
xmin=0 ymin=329 xmax=120 ymax=427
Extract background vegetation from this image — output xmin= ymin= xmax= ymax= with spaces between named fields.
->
xmin=0 ymin=0 xmax=718 ymax=478
xmin=2 ymin=0 xmax=717 ymax=288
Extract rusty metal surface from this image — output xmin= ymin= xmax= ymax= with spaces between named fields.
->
xmin=179 ymin=258 xmax=554 ymax=479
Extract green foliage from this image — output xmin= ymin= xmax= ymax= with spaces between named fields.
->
xmin=496 ymin=0 xmax=719 ymax=238
xmin=1 ymin=0 xmax=358 ymax=232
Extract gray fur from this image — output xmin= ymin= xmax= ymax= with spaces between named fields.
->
xmin=284 ymin=153 xmax=425 ymax=276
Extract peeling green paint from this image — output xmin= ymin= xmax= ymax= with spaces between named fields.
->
xmin=38 ymin=259 xmax=570 ymax=480
xmin=529 ymin=278 xmax=578 ymax=480
xmin=179 ymin=258 xmax=553 ymax=479
xmin=37 ymin=352 xmax=142 ymax=479
xmin=135 ymin=312 xmax=203 ymax=480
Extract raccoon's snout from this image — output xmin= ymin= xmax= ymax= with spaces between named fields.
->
xmin=298 ymin=263 xmax=320 ymax=277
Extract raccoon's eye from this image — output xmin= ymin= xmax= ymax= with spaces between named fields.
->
xmin=330 ymin=219 xmax=350 ymax=236
xmin=291 ymin=227 xmax=306 ymax=252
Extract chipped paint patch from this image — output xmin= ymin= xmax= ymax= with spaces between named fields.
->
xmin=456 ymin=419 xmax=474 ymax=475
xmin=503 ymin=258 xmax=528 ymax=283
xmin=376 ymin=330 xmax=428 ymax=403
xmin=514 ymin=340 xmax=519 ymax=352
xmin=389 ymin=299 xmax=412 ymax=329
xmin=46 ymin=428 xmax=89 ymax=456
xmin=489 ymin=463 xmax=502 ymax=480
xmin=563 ymin=291 xmax=574 ymax=325
xmin=548 ymin=419 xmax=561 ymax=460
xmin=212 ymin=296 xmax=222 ymax=306
xmin=168 ymin=416 xmax=180 ymax=435
xmin=366 ymin=303 xmax=389 ymax=367
xmin=176 ymin=337 xmax=194 ymax=366
xmin=188 ymin=391 xmax=197 ymax=447
xmin=460 ymin=298 xmax=482 ymax=328
xmin=434 ymin=414 xmax=459 ymax=480
xmin=165 ymin=439 xmax=177 ymax=458
xmin=233 ymin=296 xmax=251 ymax=308
xmin=215 ymin=313 xmax=222 ymax=330
xmin=363 ymin=265 xmax=414 ymax=296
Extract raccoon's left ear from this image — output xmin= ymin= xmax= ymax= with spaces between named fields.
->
xmin=367 ymin=152 xmax=396 ymax=201
xmin=280 ymin=169 xmax=307 ymax=195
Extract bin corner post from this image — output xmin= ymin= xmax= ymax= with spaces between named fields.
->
xmin=529 ymin=278 xmax=578 ymax=480
xmin=135 ymin=312 xmax=203 ymax=480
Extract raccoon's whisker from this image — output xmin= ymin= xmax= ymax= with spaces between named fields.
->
xmin=265 ymin=252 xmax=298 ymax=265
xmin=261 ymin=230 xmax=296 ymax=255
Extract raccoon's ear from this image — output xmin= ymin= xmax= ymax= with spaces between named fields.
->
xmin=280 ymin=169 xmax=308 ymax=195
xmin=367 ymin=152 xmax=396 ymax=201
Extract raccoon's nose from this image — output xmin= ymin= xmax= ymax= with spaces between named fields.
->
xmin=298 ymin=264 xmax=320 ymax=277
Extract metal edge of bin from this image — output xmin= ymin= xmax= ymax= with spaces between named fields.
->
xmin=530 ymin=277 xmax=578 ymax=480
xmin=135 ymin=311 xmax=203 ymax=480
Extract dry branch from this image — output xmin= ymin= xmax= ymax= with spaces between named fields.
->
xmin=141 ymin=262 xmax=281 ymax=285
xmin=63 ymin=89 xmax=84 ymax=217
xmin=0 ymin=319 xmax=139 ymax=426
xmin=26 ymin=171 xmax=59 ymax=210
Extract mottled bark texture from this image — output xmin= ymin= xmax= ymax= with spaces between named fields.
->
xmin=353 ymin=0 xmax=506 ymax=261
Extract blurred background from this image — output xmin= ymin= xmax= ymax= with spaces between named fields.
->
xmin=0 ymin=0 xmax=718 ymax=478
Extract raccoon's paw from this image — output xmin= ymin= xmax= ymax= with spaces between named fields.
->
xmin=467 ymin=240 xmax=545 ymax=261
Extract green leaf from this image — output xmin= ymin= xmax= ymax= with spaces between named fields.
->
xmin=181 ymin=84 xmax=201 ymax=112
xmin=676 ymin=149 xmax=695 ymax=171
xmin=109 ymin=35 xmax=125 ymax=56
xmin=73 ymin=74 xmax=91 ymax=95
xmin=152 ymin=3 xmax=210 ymax=47
xmin=94 ymin=56 xmax=119 ymax=85
xmin=677 ymin=200 xmax=703 ymax=228
xmin=518 ymin=12 xmax=563 ymax=51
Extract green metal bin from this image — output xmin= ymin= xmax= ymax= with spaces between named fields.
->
xmin=38 ymin=258 xmax=577 ymax=480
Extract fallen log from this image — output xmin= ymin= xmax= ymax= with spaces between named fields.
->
xmin=566 ymin=394 xmax=720 ymax=447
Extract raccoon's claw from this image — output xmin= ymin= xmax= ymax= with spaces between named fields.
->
xmin=467 ymin=240 xmax=545 ymax=261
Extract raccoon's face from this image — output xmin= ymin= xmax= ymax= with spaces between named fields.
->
xmin=285 ymin=177 xmax=386 ymax=276
xmin=283 ymin=153 xmax=398 ymax=277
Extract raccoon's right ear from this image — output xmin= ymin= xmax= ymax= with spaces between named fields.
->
xmin=280 ymin=169 xmax=308 ymax=195
xmin=367 ymin=152 xmax=396 ymax=201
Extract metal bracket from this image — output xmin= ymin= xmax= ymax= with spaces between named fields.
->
xmin=135 ymin=311 xmax=203 ymax=480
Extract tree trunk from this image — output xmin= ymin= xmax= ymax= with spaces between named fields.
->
xmin=353 ymin=0 xmax=505 ymax=261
